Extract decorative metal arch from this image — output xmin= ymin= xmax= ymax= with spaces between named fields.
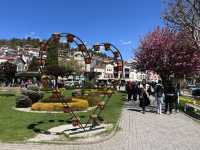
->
xmin=38 ymin=32 xmax=92 ymax=67
xmin=36 ymin=33 xmax=124 ymax=135
xmin=92 ymin=42 xmax=124 ymax=79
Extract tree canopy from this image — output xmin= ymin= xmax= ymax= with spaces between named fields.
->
xmin=44 ymin=64 xmax=73 ymax=87
xmin=0 ymin=61 xmax=17 ymax=83
xmin=163 ymin=0 xmax=200 ymax=48
xmin=0 ymin=37 xmax=40 ymax=48
xmin=28 ymin=56 xmax=39 ymax=71
xmin=135 ymin=26 xmax=200 ymax=84
xmin=45 ymin=38 xmax=59 ymax=65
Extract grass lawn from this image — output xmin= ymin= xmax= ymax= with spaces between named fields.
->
xmin=0 ymin=90 xmax=124 ymax=142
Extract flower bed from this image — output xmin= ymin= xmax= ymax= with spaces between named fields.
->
xmin=31 ymin=98 xmax=89 ymax=111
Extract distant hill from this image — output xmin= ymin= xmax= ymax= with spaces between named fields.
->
xmin=0 ymin=37 xmax=41 ymax=49
xmin=0 ymin=37 xmax=110 ymax=58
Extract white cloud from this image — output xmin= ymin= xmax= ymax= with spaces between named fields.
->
xmin=119 ymin=40 xmax=132 ymax=45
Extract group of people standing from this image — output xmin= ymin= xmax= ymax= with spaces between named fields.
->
xmin=126 ymin=81 xmax=150 ymax=114
xmin=155 ymin=80 xmax=180 ymax=114
xmin=126 ymin=80 xmax=180 ymax=114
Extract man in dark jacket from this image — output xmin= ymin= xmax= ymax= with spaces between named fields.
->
xmin=164 ymin=81 xmax=176 ymax=114
xmin=132 ymin=81 xmax=138 ymax=101
xmin=126 ymin=81 xmax=133 ymax=101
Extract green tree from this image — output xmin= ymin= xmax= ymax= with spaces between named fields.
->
xmin=163 ymin=0 xmax=200 ymax=48
xmin=60 ymin=58 xmax=83 ymax=76
xmin=45 ymin=39 xmax=59 ymax=65
xmin=45 ymin=65 xmax=72 ymax=87
xmin=28 ymin=56 xmax=39 ymax=71
xmin=0 ymin=62 xmax=17 ymax=84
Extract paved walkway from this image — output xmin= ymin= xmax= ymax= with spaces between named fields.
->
xmin=1 ymin=101 xmax=200 ymax=150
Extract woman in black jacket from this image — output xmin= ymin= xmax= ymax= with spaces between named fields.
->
xmin=138 ymin=84 xmax=150 ymax=114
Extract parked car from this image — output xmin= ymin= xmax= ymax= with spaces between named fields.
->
xmin=64 ymin=79 xmax=82 ymax=89
xmin=187 ymin=84 xmax=197 ymax=90
xmin=192 ymin=88 xmax=200 ymax=99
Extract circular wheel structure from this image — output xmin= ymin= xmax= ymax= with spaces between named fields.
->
xmin=37 ymin=33 xmax=124 ymax=134
xmin=38 ymin=32 xmax=92 ymax=68
xmin=38 ymin=32 xmax=124 ymax=80
xmin=92 ymin=42 xmax=124 ymax=79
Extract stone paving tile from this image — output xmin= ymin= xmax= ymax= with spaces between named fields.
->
xmin=1 ymin=100 xmax=200 ymax=150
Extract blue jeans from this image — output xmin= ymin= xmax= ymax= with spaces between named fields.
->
xmin=156 ymin=96 xmax=163 ymax=114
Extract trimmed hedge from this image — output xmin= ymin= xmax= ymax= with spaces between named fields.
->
xmin=41 ymin=96 xmax=72 ymax=103
xmin=27 ymin=85 xmax=39 ymax=92
xmin=16 ymin=95 xmax=32 ymax=108
xmin=31 ymin=98 xmax=89 ymax=111
xmin=21 ymin=89 xmax=44 ymax=104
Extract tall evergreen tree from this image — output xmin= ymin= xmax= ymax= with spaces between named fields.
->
xmin=45 ymin=39 xmax=59 ymax=65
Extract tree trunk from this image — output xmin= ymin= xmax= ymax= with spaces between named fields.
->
xmin=160 ymin=73 xmax=170 ymax=87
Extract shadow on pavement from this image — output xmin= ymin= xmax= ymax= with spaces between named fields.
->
xmin=124 ymin=100 xmax=157 ymax=114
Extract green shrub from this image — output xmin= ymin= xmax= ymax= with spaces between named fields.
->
xmin=41 ymin=96 xmax=72 ymax=103
xmin=21 ymin=89 xmax=44 ymax=103
xmin=16 ymin=95 xmax=32 ymax=108
xmin=72 ymin=89 xmax=82 ymax=97
xmin=84 ymin=93 xmax=101 ymax=107
xmin=27 ymin=85 xmax=39 ymax=92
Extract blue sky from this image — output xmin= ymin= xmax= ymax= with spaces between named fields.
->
xmin=0 ymin=0 xmax=164 ymax=60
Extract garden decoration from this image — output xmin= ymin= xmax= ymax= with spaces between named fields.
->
xmin=36 ymin=32 xmax=123 ymax=136
xmin=92 ymin=43 xmax=124 ymax=88
xmin=39 ymin=32 xmax=92 ymax=68
xmin=29 ymin=88 xmax=114 ymax=136
xmin=60 ymin=88 xmax=113 ymax=135
xmin=83 ymin=89 xmax=113 ymax=129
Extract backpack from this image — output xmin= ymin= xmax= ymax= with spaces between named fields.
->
xmin=156 ymin=84 xmax=164 ymax=97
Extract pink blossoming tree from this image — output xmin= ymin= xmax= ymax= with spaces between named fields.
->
xmin=135 ymin=26 xmax=200 ymax=85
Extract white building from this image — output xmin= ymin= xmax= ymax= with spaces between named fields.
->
xmin=73 ymin=51 xmax=91 ymax=72
xmin=123 ymin=60 xmax=147 ymax=82
xmin=105 ymin=64 xmax=114 ymax=79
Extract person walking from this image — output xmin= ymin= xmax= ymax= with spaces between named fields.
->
xmin=126 ymin=81 xmax=133 ymax=101
xmin=147 ymin=84 xmax=152 ymax=96
xmin=138 ymin=84 xmax=150 ymax=114
xmin=174 ymin=83 xmax=180 ymax=112
xmin=132 ymin=81 xmax=138 ymax=101
xmin=155 ymin=80 xmax=164 ymax=114
xmin=164 ymin=81 xmax=176 ymax=114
